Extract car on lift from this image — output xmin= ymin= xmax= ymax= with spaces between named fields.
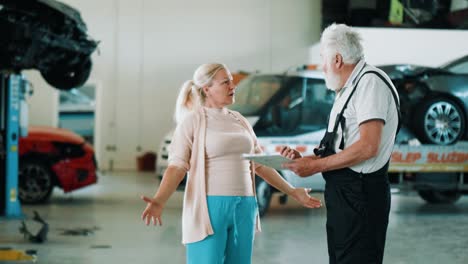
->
xmin=18 ymin=126 xmax=98 ymax=203
xmin=380 ymin=54 xmax=468 ymax=145
xmin=0 ymin=0 xmax=98 ymax=90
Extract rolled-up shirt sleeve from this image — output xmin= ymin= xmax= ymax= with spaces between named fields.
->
xmin=168 ymin=117 xmax=193 ymax=171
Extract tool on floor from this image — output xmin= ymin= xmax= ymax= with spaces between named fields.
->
xmin=19 ymin=211 xmax=49 ymax=243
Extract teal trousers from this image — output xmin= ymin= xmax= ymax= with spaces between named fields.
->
xmin=186 ymin=196 xmax=258 ymax=264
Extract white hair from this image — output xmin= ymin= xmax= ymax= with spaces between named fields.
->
xmin=174 ymin=63 xmax=229 ymax=123
xmin=320 ymin=23 xmax=364 ymax=64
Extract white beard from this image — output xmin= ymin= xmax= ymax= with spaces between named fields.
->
xmin=324 ymin=71 xmax=341 ymax=91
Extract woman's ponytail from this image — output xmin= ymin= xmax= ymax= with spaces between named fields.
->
xmin=174 ymin=80 xmax=195 ymax=124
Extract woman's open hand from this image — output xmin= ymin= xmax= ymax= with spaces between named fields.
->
xmin=141 ymin=195 xmax=165 ymax=226
xmin=290 ymin=188 xmax=322 ymax=208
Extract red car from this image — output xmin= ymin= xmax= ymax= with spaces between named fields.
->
xmin=18 ymin=126 xmax=98 ymax=203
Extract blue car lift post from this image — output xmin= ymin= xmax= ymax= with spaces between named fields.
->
xmin=1 ymin=73 xmax=25 ymax=218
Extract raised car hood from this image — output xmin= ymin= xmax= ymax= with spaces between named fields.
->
xmin=378 ymin=64 xmax=450 ymax=79
xmin=27 ymin=126 xmax=84 ymax=144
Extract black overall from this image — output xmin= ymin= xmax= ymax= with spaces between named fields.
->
xmin=314 ymin=71 xmax=401 ymax=264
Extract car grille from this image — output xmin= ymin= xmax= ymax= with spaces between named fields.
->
xmin=77 ymin=169 xmax=89 ymax=182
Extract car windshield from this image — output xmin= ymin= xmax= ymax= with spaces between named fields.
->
xmin=59 ymin=88 xmax=95 ymax=113
xmin=441 ymin=55 xmax=468 ymax=74
xmin=60 ymin=89 xmax=93 ymax=105
xmin=229 ymin=75 xmax=282 ymax=115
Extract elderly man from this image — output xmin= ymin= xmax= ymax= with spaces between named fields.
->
xmin=281 ymin=23 xmax=401 ymax=264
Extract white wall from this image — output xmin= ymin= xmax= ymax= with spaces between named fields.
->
xmin=28 ymin=0 xmax=322 ymax=170
xmin=270 ymin=0 xmax=322 ymax=72
xmin=24 ymin=70 xmax=58 ymax=127
xmin=308 ymin=27 xmax=468 ymax=67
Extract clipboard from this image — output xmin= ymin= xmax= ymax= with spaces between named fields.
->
xmin=242 ymin=154 xmax=293 ymax=170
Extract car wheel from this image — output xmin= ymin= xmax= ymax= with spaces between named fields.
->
xmin=418 ymin=190 xmax=461 ymax=204
xmin=18 ymin=160 xmax=54 ymax=204
xmin=414 ymin=97 xmax=465 ymax=145
xmin=41 ymin=57 xmax=92 ymax=90
xmin=255 ymin=178 xmax=272 ymax=217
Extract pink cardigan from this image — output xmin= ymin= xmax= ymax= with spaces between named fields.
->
xmin=173 ymin=107 xmax=262 ymax=244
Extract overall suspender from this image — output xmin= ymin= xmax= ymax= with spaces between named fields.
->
xmin=314 ymin=70 xmax=401 ymax=157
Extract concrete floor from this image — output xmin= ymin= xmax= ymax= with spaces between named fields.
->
xmin=1 ymin=172 xmax=468 ymax=264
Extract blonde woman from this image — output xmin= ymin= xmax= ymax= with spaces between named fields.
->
xmin=141 ymin=63 xmax=322 ymax=264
